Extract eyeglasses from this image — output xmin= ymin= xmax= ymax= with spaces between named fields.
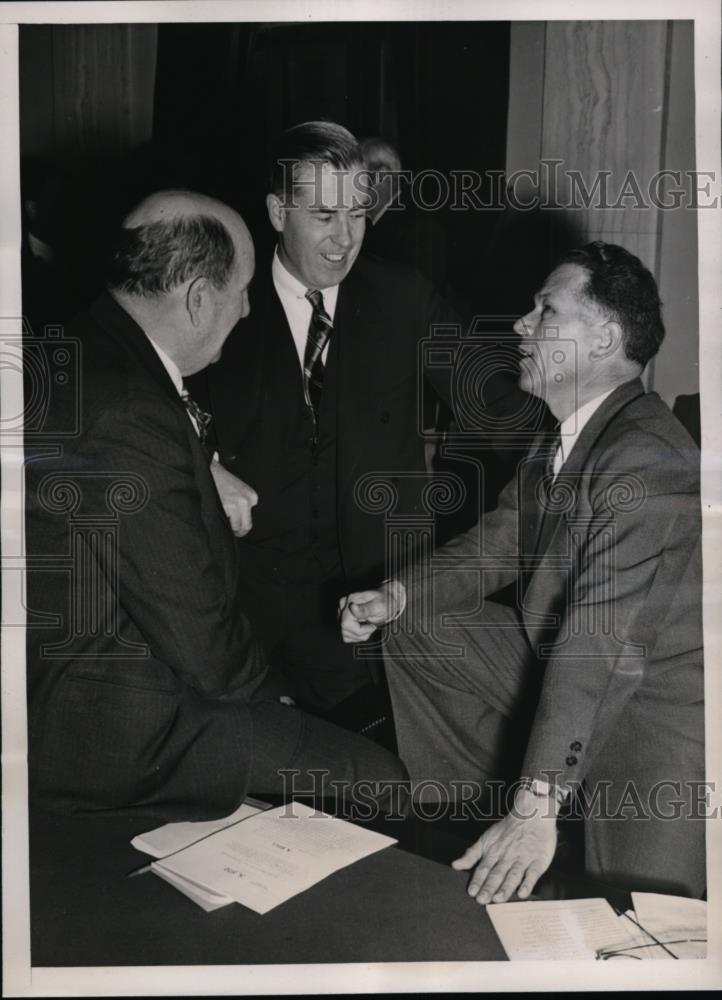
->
xmin=597 ymin=937 xmax=706 ymax=960
xmin=596 ymin=907 xmax=706 ymax=960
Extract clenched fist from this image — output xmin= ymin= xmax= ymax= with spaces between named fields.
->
xmin=338 ymin=580 xmax=406 ymax=642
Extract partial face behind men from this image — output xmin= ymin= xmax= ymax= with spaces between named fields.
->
xmin=514 ymin=262 xmax=608 ymax=419
xmin=267 ymin=162 xmax=367 ymax=290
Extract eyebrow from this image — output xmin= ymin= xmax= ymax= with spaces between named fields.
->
xmin=308 ymin=203 xmax=368 ymax=213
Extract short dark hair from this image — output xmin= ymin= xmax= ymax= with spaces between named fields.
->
xmin=558 ymin=241 xmax=665 ymax=366
xmin=106 ymin=214 xmax=235 ymax=297
xmin=268 ymin=120 xmax=363 ymax=198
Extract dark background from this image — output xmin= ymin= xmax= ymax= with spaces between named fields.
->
xmin=20 ymin=21 xmax=513 ymax=312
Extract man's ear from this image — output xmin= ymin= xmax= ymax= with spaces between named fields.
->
xmin=590 ymin=319 xmax=624 ymax=361
xmin=186 ymin=276 xmax=210 ymax=328
xmin=266 ymin=193 xmax=286 ymax=233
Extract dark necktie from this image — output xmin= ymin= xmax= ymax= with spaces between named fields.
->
xmin=181 ymin=387 xmax=213 ymax=444
xmin=547 ymin=421 xmax=562 ymax=481
xmin=303 ymin=289 xmax=333 ymax=428
xmin=521 ymin=422 xmax=562 ymax=590
xmin=538 ymin=421 xmax=562 ymax=521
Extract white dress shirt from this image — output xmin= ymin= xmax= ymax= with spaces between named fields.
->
xmin=554 ymin=386 xmax=617 ymax=476
xmin=272 ymin=249 xmax=339 ymax=369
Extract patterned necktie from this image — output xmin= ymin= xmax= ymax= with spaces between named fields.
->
xmin=181 ymin=388 xmax=213 ymax=444
xmin=547 ymin=421 xmax=562 ymax=481
xmin=303 ymin=289 xmax=333 ymax=427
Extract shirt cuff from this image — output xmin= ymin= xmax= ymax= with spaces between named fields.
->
xmin=381 ymin=578 xmax=407 ymax=622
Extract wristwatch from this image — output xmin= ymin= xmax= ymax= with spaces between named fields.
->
xmin=518 ymin=777 xmax=571 ymax=806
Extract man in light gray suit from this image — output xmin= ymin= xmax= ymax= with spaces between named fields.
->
xmin=341 ymin=242 xmax=704 ymax=900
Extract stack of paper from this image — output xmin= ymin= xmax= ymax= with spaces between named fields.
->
xmin=131 ymin=798 xmax=267 ymax=859
xmin=132 ymin=800 xmax=397 ymax=914
xmin=131 ymin=798 xmax=270 ymax=911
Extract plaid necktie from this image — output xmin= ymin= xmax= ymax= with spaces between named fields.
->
xmin=181 ymin=387 xmax=213 ymax=444
xmin=303 ymin=289 xmax=333 ymax=428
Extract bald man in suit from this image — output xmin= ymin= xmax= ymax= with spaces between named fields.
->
xmin=25 ymin=190 xmax=406 ymax=820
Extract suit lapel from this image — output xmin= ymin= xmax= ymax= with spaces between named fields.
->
xmin=90 ymin=293 xmax=235 ymax=566
xmin=334 ymin=263 xmax=389 ymax=497
xmin=334 ymin=265 xmax=386 ymax=390
xmin=534 ymin=378 xmax=647 ymax=556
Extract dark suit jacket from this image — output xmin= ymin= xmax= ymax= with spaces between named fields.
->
xmin=403 ymin=378 xmax=703 ymax=792
xmin=26 ymin=293 xmax=268 ymax=818
xmin=197 ymin=252 xmax=460 ymax=590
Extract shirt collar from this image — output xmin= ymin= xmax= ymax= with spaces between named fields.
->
xmin=146 ymin=337 xmax=184 ymax=396
xmin=272 ymin=247 xmax=340 ymax=316
xmin=559 ymin=386 xmax=617 ymax=462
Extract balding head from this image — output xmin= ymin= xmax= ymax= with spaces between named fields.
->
xmin=107 ymin=190 xmax=255 ymax=375
xmin=109 ymin=190 xmax=253 ymax=298
xmin=122 ymin=189 xmax=222 ymax=228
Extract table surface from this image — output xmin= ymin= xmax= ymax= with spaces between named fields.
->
xmin=28 ymin=807 xmax=626 ymax=967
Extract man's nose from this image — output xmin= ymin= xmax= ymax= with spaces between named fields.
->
xmin=331 ymin=214 xmax=353 ymax=246
xmin=514 ymin=312 xmax=533 ymax=337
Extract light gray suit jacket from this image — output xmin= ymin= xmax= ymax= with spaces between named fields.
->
xmin=401 ymin=378 xmax=703 ymax=792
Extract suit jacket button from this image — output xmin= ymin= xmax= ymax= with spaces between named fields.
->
xmin=565 ymin=755 xmax=578 ymax=766
xmin=570 ymin=740 xmax=582 ymax=752
xmin=380 ymin=411 xmax=390 ymax=424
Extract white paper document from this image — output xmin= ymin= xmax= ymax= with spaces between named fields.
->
xmin=487 ymin=898 xmax=636 ymax=960
xmin=625 ymin=892 xmax=707 ymax=959
xmin=151 ymin=865 xmax=235 ymax=913
xmin=131 ymin=799 xmax=266 ymax=858
xmin=152 ymin=800 xmax=397 ymax=914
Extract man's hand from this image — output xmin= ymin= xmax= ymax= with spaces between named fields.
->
xmin=210 ymin=457 xmax=258 ymax=537
xmin=338 ymin=580 xmax=406 ymax=643
xmin=451 ymin=790 xmax=558 ymax=904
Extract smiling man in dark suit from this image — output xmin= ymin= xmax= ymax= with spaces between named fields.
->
xmin=341 ymin=242 xmax=705 ymax=899
xmin=194 ymin=121 xmax=461 ymax=716
xmin=25 ymin=189 xmax=407 ymax=820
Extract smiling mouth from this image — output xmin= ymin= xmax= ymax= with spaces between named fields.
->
xmin=321 ymin=253 xmax=346 ymax=264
